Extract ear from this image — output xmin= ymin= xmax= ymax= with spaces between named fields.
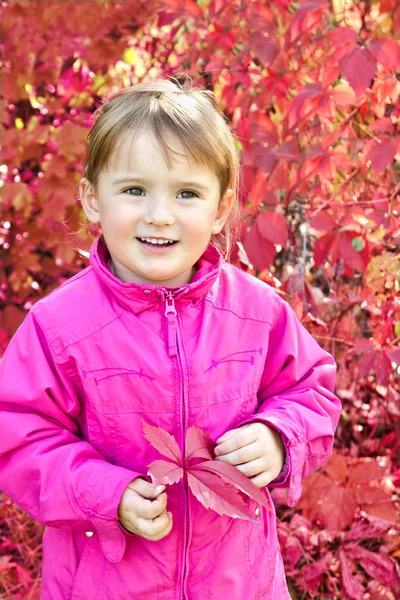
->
xmin=79 ymin=178 xmax=101 ymax=224
xmin=212 ymin=188 xmax=234 ymax=235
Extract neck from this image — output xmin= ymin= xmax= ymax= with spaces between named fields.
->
xmin=109 ymin=260 xmax=197 ymax=287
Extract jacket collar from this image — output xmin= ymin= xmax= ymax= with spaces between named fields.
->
xmin=90 ymin=235 xmax=222 ymax=314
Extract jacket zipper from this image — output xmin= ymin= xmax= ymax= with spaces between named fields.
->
xmin=164 ymin=292 xmax=189 ymax=600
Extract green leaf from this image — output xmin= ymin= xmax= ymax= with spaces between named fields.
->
xmin=351 ymin=236 xmax=365 ymax=252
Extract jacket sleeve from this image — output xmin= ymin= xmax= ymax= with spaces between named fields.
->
xmin=0 ymin=309 xmax=143 ymax=562
xmin=239 ymin=292 xmax=342 ymax=506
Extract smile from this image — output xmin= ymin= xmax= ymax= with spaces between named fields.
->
xmin=136 ymin=238 xmax=179 ymax=254
xmin=137 ymin=237 xmax=177 ymax=246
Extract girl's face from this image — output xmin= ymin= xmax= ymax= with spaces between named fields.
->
xmin=79 ymin=129 xmax=233 ymax=288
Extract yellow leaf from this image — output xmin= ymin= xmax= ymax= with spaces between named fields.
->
xmin=366 ymin=252 xmax=400 ymax=293
xmin=367 ymin=228 xmax=386 ymax=243
xmin=123 ymin=48 xmax=137 ymax=65
xmin=15 ymin=118 xmax=24 ymax=130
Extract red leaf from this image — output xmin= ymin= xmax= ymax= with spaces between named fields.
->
xmin=344 ymin=514 xmax=392 ymax=542
xmin=320 ymin=485 xmax=358 ymax=531
xmin=147 ymin=460 xmax=184 ymax=486
xmin=287 ymin=84 xmax=324 ymax=129
xmin=323 ymin=452 xmax=348 ymax=484
xmin=252 ymin=33 xmax=279 ymax=66
xmin=196 ymin=460 xmax=271 ymax=512
xmin=353 ymin=339 xmax=376 ymax=353
xmin=368 ymin=38 xmax=400 ymax=70
xmin=349 ymin=458 xmax=386 ymax=485
xmin=313 ymin=231 xmax=337 ymax=268
xmin=187 ymin=470 xmax=256 ymax=521
xmin=343 ymin=47 xmax=377 ymax=97
xmin=339 ymin=549 xmax=365 ymax=600
xmin=362 ymin=501 xmax=399 ymax=524
xmin=365 ymin=137 xmax=397 ymax=176
xmin=330 ymin=82 xmax=357 ymax=107
xmin=374 ymin=351 xmax=393 ymax=385
xmin=289 ymin=1 xmax=324 ymax=43
xmin=328 ymin=26 xmax=359 ymax=48
xmin=142 ymin=420 xmax=182 ymax=464
xmin=358 ymin=351 xmax=376 ymax=379
xmin=244 ymin=223 xmax=276 ymax=271
xmin=388 ymin=348 xmax=400 ymax=365
xmin=298 ymin=473 xmax=358 ymax=530
xmin=144 ymin=423 xmax=270 ymax=520
xmin=346 ymin=544 xmax=400 ymax=589
xmin=300 ymin=552 xmax=333 ymax=593
xmin=185 ymin=427 xmax=214 ymax=463
xmin=309 ymin=212 xmax=337 ymax=232
xmin=257 ymin=211 xmax=288 ymax=246
xmin=336 ymin=231 xmax=369 ymax=273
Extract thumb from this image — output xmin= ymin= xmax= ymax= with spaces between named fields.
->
xmin=128 ymin=478 xmax=165 ymax=500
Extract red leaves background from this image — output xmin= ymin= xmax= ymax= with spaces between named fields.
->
xmin=1 ymin=0 xmax=399 ymax=598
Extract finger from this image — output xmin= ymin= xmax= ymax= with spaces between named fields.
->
xmin=215 ymin=440 xmax=261 ymax=465
xmin=214 ymin=426 xmax=258 ymax=456
xmin=128 ymin=478 xmax=165 ymax=500
xmin=136 ymin=511 xmax=172 ymax=539
xmin=233 ymin=458 xmax=267 ymax=478
xmin=134 ymin=492 xmax=168 ymax=520
xmin=145 ymin=512 xmax=174 ymax=541
xmin=250 ymin=472 xmax=272 ymax=489
xmin=215 ymin=429 xmax=236 ymax=443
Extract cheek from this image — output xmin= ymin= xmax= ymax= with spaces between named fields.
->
xmin=184 ymin=208 xmax=218 ymax=235
xmin=101 ymin=203 xmax=139 ymax=231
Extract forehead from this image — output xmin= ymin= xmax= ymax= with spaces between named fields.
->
xmin=107 ymin=128 xmax=200 ymax=175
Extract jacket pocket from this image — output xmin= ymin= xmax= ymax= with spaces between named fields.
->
xmin=194 ymin=517 xmax=273 ymax=600
xmin=71 ymin=533 xmax=112 ymax=600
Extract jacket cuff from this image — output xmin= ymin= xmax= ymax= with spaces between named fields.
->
xmin=237 ymin=412 xmax=305 ymax=506
xmin=78 ymin=462 xmax=142 ymax=562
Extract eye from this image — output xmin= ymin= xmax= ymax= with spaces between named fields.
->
xmin=178 ymin=190 xmax=198 ymax=199
xmin=123 ymin=187 xmax=144 ymax=196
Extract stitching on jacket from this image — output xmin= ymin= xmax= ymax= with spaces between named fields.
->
xmin=71 ymin=537 xmax=92 ymax=600
xmin=194 ymin=522 xmax=240 ymax=588
xmin=94 ymin=559 xmax=113 ymax=600
xmin=82 ymin=367 xmax=155 ymax=385
xmin=135 ymin=550 xmax=167 ymax=599
xmin=33 ymin=305 xmax=124 ymax=358
xmin=242 ymin=520 xmax=261 ymax=599
xmin=204 ymin=297 xmax=273 ymax=325
xmin=57 ymin=312 xmax=125 ymax=356
xmin=304 ymin=449 xmax=332 ymax=458
xmin=204 ymin=348 xmax=262 ymax=373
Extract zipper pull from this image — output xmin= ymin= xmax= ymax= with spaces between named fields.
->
xmin=164 ymin=292 xmax=177 ymax=357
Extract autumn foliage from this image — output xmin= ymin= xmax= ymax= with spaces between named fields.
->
xmin=1 ymin=0 xmax=400 ymax=598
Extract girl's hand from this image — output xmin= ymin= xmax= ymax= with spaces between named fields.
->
xmin=213 ymin=422 xmax=286 ymax=489
xmin=118 ymin=477 xmax=173 ymax=541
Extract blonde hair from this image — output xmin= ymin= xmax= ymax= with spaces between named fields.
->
xmin=82 ymin=76 xmax=240 ymax=260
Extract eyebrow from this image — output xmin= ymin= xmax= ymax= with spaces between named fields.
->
xmin=112 ymin=176 xmax=210 ymax=193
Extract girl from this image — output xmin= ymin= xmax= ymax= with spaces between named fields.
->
xmin=0 ymin=77 xmax=341 ymax=599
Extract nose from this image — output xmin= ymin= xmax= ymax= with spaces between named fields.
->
xmin=143 ymin=194 xmax=175 ymax=227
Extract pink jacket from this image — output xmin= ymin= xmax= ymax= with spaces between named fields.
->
xmin=0 ymin=237 xmax=341 ymax=599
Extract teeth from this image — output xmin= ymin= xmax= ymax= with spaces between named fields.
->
xmin=139 ymin=237 xmax=175 ymax=245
